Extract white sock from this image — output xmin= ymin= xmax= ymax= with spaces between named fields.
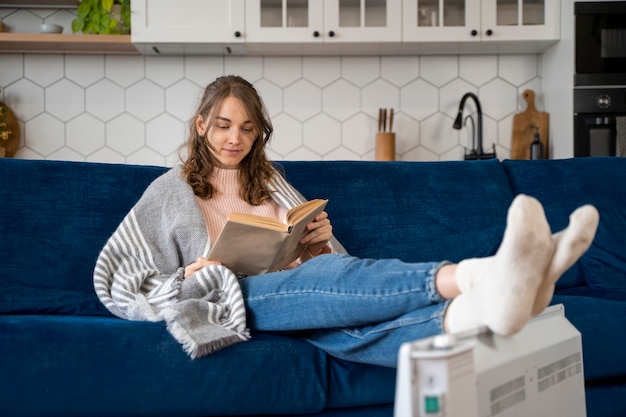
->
xmin=531 ymin=204 xmax=599 ymax=316
xmin=454 ymin=205 xmax=599 ymax=316
xmin=446 ymin=195 xmax=554 ymax=336
xmin=455 ymin=256 xmax=492 ymax=293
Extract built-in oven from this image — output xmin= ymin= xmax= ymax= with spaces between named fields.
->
xmin=574 ymin=2 xmax=626 ymax=157
xmin=575 ymin=1 xmax=626 ymax=86
xmin=574 ymin=88 xmax=626 ymax=156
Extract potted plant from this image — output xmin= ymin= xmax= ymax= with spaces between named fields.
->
xmin=72 ymin=0 xmax=130 ymax=35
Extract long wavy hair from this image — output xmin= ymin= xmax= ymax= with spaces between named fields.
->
xmin=180 ymin=75 xmax=275 ymax=205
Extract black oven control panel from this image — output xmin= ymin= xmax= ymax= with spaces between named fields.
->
xmin=574 ymin=88 xmax=626 ymax=114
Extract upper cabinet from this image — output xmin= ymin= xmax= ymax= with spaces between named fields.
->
xmin=403 ymin=0 xmax=559 ymax=49
xmin=481 ymin=0 xmax=559 ymax=41
xmin=131 ymin=0 xmax=246 ymax=54
xmin=0 ymin=0 xmax=559 ymax=55
xmin=245 ymin=0 xmax=402 ymax=43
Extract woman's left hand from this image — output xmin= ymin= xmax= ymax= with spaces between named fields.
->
xmin=184 ymin=257 xmax=222 ymax=278
xmin=300 ymin=211 xmax=333 ymax=252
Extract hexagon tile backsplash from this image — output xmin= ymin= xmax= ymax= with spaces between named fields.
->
xmin=0 ymin=52 xmax=543 ymax=166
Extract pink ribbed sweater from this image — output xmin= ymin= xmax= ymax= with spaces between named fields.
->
xmin=194 ymin=168 xmax=286 ymax=242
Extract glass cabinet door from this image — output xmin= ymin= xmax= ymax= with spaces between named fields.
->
xmin=324 ymin=0 xmax=402 ymax=42
xmin=494 ymin=0 xmax=545 ymax=26
xmin=403 ymin=0 xmax=481 ymax=41
xmin=258 ymin=0 xmax=311 ymax=28
xmin=481 ymin=0 xmax=559 ymax=41
xmin=415 ymin=0 xmax=466 ymax=28
xmin=245 ymin=0 xmax=324 ymax=42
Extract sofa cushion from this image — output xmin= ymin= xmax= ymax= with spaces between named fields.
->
xmin=503 ymin=157 xmax=626 ymax=290
xmin=326 ymin=358 xmax=395 ymax=408
xmin=0 ymin=315 xmax=328 ymax=417
xmin=280 ymin=160 xmax=514 ymax=264
xmin=552 ymin=294 xmax=626 ymax=381
xmin=585 ymin=379 xmax=626 ymax=417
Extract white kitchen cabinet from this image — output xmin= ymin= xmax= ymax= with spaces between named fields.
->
xmin=402 ymin=0 xmax=559 ymax=45
xmin=131 ymin=0 xmax=245 ymax=54
xmin=245 ymin=0 xmax=402 ymax=43
xmin=481 ymin=0 xmax=559 ymax=42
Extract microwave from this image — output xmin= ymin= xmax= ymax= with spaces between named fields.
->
xmin=575 ymin=1 xmax=626 ymax=86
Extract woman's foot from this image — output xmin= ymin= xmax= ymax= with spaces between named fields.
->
xmin=453 ymin=203 xmax=599 ymax=319
xmin=531 ymin=204 xmax=599 ymax=316
xmin=446 ymin=195 xmax=554 ymax=335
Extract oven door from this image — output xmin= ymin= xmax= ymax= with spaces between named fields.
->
xmin=574 ymin=114 xmax=617 ymax=157
xmin=575 ymin=1 xmax=626 ymax=86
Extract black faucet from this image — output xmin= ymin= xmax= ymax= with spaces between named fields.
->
xmin=453 ymin=92 xmax=496 ymax=160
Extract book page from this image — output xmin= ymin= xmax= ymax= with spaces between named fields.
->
xmin=270 ymin=199 xmax=328 ymax=270
xmin=285 ymin=199 xmax=328 ymax=225
xmin=227 ymin=212 xmax=287 ymax=232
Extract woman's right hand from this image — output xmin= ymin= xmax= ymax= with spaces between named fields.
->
xmin=184 ymin=257 xmax=222 ymax=278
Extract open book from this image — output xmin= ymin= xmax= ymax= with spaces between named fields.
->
xmin=207 ymin=199 xmax=328 ymax=276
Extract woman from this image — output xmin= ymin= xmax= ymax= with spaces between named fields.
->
xmin=94 ymin=75 xmax=599 ymax=367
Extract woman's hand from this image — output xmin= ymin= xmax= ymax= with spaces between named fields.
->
xmin=285 ymin=212 xmax=333 ymax=269
xmin=300 ymin=211 xmax=333 ymax=254
xmin=184 ymin=257 xmax=222 ymax=278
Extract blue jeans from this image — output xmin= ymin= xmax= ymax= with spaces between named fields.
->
xmin=238 ymin=254 xmax=449 ymax=368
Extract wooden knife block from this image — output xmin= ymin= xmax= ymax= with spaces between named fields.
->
xmin=376 ymin=132 xmax=395 ymax=161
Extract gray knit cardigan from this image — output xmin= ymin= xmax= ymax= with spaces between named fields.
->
xmin=93 ymin=165 xmax=345 ymax=358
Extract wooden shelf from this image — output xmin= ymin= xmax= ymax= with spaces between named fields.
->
xmin=0 ymin=1 xmax=79 ymax=7
xmin=0 ymin=33 xmax=139 ymax=54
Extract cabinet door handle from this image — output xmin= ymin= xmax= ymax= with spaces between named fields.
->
xmin=234 ymin=31 xmax=242 ymax=38
xmin=328 ymin=30 xmax=335 ymax=37
xmin=313 ymin=30 xmax=320 ymax=37
xmin=471 ymin=29 xmax=478 ymax=36
xmin=485 ymin=29 xmax=493 ymax=36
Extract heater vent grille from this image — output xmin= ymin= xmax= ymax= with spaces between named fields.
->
xmin=537 ymin=352 xmax=583 ymax=393
xmin=490 ymin=375 xmax=525 ymax=415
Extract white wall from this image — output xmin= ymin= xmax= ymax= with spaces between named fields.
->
xmin=542 ymin=0 xmax=575 ymax=159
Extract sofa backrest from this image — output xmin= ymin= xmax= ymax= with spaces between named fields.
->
xmin=0 ymin=158 xmax=167 ymax=314
xmin=1 ymin=158 xmax=514 ymax=312
xmin=8 ymin=156 xmax=613 ymax=316
xmin=280 ymin=159 xmax=514 ymax=264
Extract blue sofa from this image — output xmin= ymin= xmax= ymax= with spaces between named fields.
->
xmin=1 ymin=156 xmax=625 ymax=417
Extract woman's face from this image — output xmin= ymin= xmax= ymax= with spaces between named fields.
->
xmin=196 ymin=95 xmax=257 ymax=169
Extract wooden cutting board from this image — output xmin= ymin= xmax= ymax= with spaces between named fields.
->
xmin=511 ymin=89 xmax=549 ymax=159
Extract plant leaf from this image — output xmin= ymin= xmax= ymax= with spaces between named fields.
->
xmin=71 ymin=17 xmax=84 ymax=33
xmin=102 ymin=0 xmax=114 ymax=12
xmin=85 ymin=20 xmax=96 ymax=34
xmin=76 ymin=1 xmax=90 ymax=18
xmin=101 ymin=13 xmax=110 ymax=26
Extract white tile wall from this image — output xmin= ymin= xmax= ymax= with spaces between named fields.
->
xmin=0 ymin=8 xmax=544 ymax=166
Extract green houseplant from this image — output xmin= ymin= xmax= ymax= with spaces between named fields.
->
xmin=72 ymin=0 xmax=130 ymax=35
